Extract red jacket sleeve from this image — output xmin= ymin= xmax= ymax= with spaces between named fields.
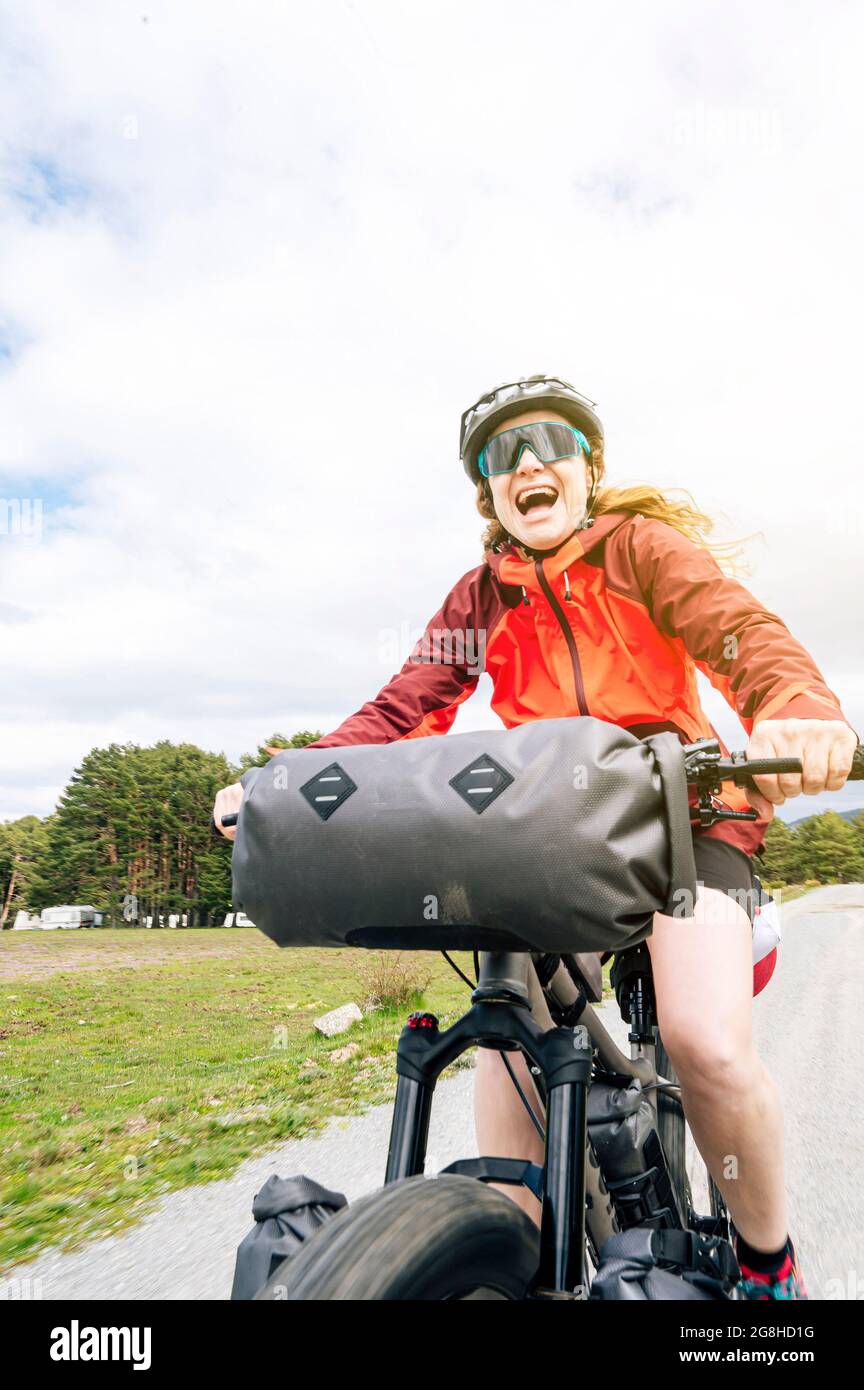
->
xmin=305 ymin=568 xmax=487 ymax=748
xmin=627 ymin=516 xmax=857 ymax=736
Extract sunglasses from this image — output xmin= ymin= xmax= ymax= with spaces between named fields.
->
xmin=477 ymin=421 xmax=591 ymax=479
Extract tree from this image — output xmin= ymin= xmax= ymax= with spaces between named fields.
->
xmin=238 ymin=730 xmax=322 ymax=771
xmin=29 ymin=741 xmax=239 ymax=926
xmin=793 ymin=811 xmax=864 ymax=885
xmin=758 ymin=817 xmax=805 ymax=886
xmin=0 ymin=816 xmax=51 ymax=927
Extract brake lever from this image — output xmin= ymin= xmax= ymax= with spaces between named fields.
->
xmin=682 ymin=737 xmax=791 ymax=828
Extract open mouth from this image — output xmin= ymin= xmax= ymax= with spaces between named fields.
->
xmin=515 ymin=484 xmax=560 ymax=516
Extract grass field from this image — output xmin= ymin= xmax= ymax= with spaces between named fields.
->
xmin=0 ymin=929 xmax=489 ymax=1272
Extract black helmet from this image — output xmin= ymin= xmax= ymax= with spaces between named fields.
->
xmin=460 ymin=374 xmax=604 ymax=483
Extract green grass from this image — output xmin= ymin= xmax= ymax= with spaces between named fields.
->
xmin=0 ymin=929 xmax=479 ymax=1272
xmin=761 ymin=883 xmax=818 ymax=905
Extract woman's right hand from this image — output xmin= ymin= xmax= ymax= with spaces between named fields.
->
xmin=213 ymin=782 xmax=244 ymax=841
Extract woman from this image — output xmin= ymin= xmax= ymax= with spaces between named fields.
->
xmin=214 ymin=373 xmax=858 ymax=1300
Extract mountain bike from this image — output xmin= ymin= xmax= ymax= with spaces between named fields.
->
xmin=230 ymin=737 xmax=864 ymax=1300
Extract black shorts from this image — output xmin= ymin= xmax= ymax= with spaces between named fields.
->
xmin=691 ymin=834 xmax=756 ymax=925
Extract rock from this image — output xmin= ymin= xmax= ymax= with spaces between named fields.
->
xmin=330 ymin=1043 xmax=361 ymax=1063
xmin=313 ymin=1002 xmax=363 ymax=1037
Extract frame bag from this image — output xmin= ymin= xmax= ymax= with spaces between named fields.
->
xmin=231 ymin=716 xmax=698 ymax=956
xmin=588 ymin=1074 xmax=681 ymax=1228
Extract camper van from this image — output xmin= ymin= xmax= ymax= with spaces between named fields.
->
xmin=11 ymin=911 xmax=41 ymax=930
xmin=38 ymin=905 xmax=99 ymax=930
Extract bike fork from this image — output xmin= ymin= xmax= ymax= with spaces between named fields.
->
xmin=384 ymin=951 xmax=593 ymax=1299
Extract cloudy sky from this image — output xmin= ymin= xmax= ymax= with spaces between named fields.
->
xmin=1 ymin=0 xmax=862 ymax=826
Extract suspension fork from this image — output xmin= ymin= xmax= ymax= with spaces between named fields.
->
xmin=384 ymin=951 xmax=593 ymax=1296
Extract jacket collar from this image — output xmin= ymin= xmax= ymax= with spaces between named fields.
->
xmin=485 ymin=510 xmax=634 ymax=591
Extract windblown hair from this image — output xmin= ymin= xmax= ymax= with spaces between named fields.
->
xmin=476 ymin=431 xmax=754 ymax=577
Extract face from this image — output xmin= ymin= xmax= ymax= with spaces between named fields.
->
xmin=485 ymin=408 xmax=592 ymax=549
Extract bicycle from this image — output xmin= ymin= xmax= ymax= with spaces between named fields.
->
xmin=227 ymin=736 xmax=863 ymax=1300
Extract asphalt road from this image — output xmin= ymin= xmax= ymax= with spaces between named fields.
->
xmin=5 ymin=883 xmax=862 ymax=1300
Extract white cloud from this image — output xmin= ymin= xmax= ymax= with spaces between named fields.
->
xmin=1 ymin=0 xmax=862 ymax=822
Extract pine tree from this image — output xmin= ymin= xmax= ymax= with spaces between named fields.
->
xmin=238 ymin=730 xmax=322 ymax=771
xmin=793 ymin=811 xmax=864 ymax=884
xmin=29 ymin=741 xmax=239 ymax=926
xmin=0 ymin=816 xmax=51 ymax=926
xmin=757 ymin=817 xmax=804 ymax=886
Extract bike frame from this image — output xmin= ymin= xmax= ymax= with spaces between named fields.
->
xmin=383 ymin=946 xmax=682 ymax=1299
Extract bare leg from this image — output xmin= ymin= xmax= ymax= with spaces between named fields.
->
xmin=473 ymin=1046 xmax=545 ymax=1227
xmin=647 ymin=885 xmax=788 ymax=1251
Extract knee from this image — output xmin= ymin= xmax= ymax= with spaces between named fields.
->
xmin=660 ymin=1024 xmax=754 ymax=1098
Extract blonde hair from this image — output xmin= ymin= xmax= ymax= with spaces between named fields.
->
xmin=476 ymin=432 xmax=755 ymax=577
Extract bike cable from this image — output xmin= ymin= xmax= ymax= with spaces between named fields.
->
xmin=439 ymin=949 xmax=547 ymax=1141
xmin=500 ymin=1052 xmax=546 ymax=1142
xmin=439 ymin=949 xmax=475 ymax=990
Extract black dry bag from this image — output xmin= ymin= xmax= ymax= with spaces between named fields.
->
xmin=231 ymin=716 xmax=697 ymax=956
xmin=590 ymin=1226 xmax=740 ymax=1301
xmin=588 ymin=1075 xmax=680 ymax=1229
xmin=231 ymin=1174 xmax=347 ymax=1300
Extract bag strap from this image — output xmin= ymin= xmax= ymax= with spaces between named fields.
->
xmin=652 ymin=1228 xmax=740 ymax=1286
xmin=644 ymin=732 xmax=699 ymax=917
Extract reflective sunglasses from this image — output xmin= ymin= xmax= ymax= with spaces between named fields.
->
xmin=477 ymin=421 xmax=591 ymax=479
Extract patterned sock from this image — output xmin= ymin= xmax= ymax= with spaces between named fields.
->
xmin=734 ymin=1231 xmax=798 ymax=1288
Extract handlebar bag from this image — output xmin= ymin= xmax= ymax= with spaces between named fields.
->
xmin=231 ymin=715 xmax=698 ymax=955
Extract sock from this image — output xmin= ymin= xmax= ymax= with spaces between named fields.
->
xmin=734 ymin=1231 xmax=792 ymax=1276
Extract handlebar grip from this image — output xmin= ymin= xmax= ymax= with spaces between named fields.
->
xmin=736 ymin=744 xmax=864 ymax=786
xmin=848 ymin=745 xmax=864 ymax=781
xmin=210 ymin=811 xmax=239 ymax=838
xmin=737 ymin=757 xmax=802 ymax=779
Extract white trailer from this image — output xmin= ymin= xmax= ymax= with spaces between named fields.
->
xmin=38 ymin=905 xmax=98 ymax=930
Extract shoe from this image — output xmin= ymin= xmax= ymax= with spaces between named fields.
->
xmin=734 ymin=1235 xmax=809 ymax=1300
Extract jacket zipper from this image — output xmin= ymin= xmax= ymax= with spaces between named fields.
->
xmin=535 ymin=560 xmax=590 ymax=716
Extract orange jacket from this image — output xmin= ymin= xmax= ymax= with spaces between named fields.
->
xmin=309 ymin=511 xmax=854 ymax=857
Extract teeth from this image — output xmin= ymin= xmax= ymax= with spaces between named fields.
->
xmin=516 ymin=485 xmax=558 ymax=511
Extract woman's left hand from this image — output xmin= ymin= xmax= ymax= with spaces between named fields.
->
xmin=744 ymin=717 xmax=859 ymax=816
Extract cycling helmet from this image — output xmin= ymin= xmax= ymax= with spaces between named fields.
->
xmin=460 ymin=374 xmax=604 ymax=483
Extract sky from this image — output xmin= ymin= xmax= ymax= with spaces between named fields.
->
xmin=1 ymin=0 xmax=862 ymax=827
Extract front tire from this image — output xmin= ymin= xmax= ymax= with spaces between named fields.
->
xmin=255 ymin=1174 xmax=541 ymax=1300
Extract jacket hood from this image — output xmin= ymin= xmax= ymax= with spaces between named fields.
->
xmin=484 ymin=509 xmax=636 ymax=592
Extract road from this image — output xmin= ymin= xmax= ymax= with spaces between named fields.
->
xmin=5 ymin=883 xmax=863 ymax=1300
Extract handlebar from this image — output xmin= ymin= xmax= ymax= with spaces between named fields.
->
xmin=682 ymin=737 xmax=864 ymax=827
xmin=682 ymin=738 xmax=864 ymax=788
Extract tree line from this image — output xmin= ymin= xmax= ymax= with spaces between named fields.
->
xmin=1 ymin=736 xmax=863 ymax=928
xmin=0 ymin=732 xmax=320 ymax=929
xmin=755 ymin=808 xmax=864 ymax=887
